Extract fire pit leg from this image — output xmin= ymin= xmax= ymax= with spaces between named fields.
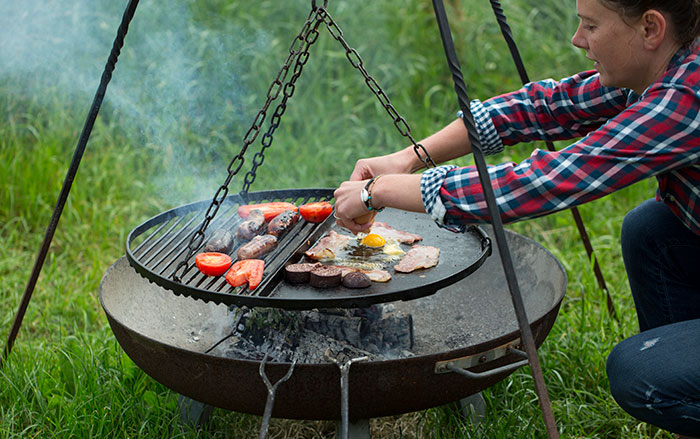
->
xmin=444 ymin=392 xmax=486 ymax=427
xmin=332 ymin=355 xmax=369 ymax=439
xmin=258 ymin=353 xmax=297 ymax=439
xmin=177 ymin=395 xmax=213 ymax=428
xmin=335 ymin=418 xmax=370 ymax=439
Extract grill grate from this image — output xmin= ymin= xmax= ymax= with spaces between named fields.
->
xmin=126 ymin=188 xmax=491 ymax=309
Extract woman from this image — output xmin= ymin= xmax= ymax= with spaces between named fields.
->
xmin=333 ymin=0 xmax=700 ymax=436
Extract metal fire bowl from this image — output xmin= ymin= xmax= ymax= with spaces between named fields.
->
xmin=100 ymin=227 xmax=567 ymax=420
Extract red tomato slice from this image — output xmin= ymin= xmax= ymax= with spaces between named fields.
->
xmin=195 ymin=252 xmax=232 ymax=277
xmin=243 ymin=259 xmax=264 ymax=290
xmin=237 ymin=202 xmax=298 ymax=222
xmin=225 ymin=259 xmax=265 ymax=290
xmin=298 ymin=201 xmax=333 ymax=223
xmin=224 ymin=260 xmax=249 ymax=287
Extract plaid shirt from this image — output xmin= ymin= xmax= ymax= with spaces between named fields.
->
xmin=422 ymin=42 xmax=700 ymax=235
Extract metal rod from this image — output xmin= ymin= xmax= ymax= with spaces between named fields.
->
xmin=334 ymin=356 xmax=368 ymax=439
xmin=1 ymin=0 xmax=141 ymax=368
xmin=258 ymin=354 xmax=297 ymax=439
xmin=430 ymin=1 xmax=560 ymax=437
xmin=488 ymin=0 xmax=618 ymax=321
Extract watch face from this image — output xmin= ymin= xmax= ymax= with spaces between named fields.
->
xmin=360 ymin=188 xmax=370 ymax=205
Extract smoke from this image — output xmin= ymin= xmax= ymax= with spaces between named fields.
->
xmin=0 ymin=0 xmax=310 ymax=205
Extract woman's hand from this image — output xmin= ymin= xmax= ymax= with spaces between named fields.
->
xmin=333 ymin=174 xmax=425 ymax=234
xmin=333 ymin=179 xmax=374 ymax=234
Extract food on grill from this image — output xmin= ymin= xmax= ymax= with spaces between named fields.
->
xmin=370 ymin=222 xmax=422 ymax=244
xmin=284 ymin=262 xmax=322 ymax=284
xmin=195 ymin=252 xmax=233 ymax=277
xmin=305 ymin=230 xmax=353 ymax=260
xmin=394 ymin=245 xmax=440 ymax=273
xmin=225 ymin=259 xmax=265 ymax=290
xmin=306 ymin=229 xmax=403 ymax=270
xmin=267 ymin=210 xmax=300 ymax=238
xmin=298 ymin=201 xmax=333 ymax=223
xmin=309 ymin=265 xmax=342 ymax=288
xmin=360 ymin=233 xmax=386 ymax=248
xmin=203 ymin=229 xmax=235 ymax=254
xmin=237 ymin=234 xmax=278 ymax=260
xmin=335 ymin=265 xmax=392 ymax=282
xmin=238 ymin=201 xmax=298 ymax=222
xmin=235 ymin=208 xmax=267 ymax=241
xmin=341 ymin=270 xmax=372 ymax=289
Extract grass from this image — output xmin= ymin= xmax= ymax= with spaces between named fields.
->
xmin=0 ymin=0 xmax=676 ymax=437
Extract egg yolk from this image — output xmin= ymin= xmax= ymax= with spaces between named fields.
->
xmin=360 ymin=233 xmax=386 ymax=248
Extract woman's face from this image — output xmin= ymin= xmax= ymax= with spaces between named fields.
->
xmin=571 ymin=0 xmax=648 ymax=91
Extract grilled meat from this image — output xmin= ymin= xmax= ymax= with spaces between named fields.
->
xmin=235 ymin=209 xmax=266 ymax=241
xmin=394 ymin=245 xmax=440 ymax=273
xmin=203 ymin=229 xmax=235 ymax=254
xmin=370 ymin=222 xmax=423 ymax=244
xmin=284 ymin=262 xmax=321 ymax=284
xmin=267 ymin=210 xmax=300 ymax=238
xmin=305 ymin=230 xmax=352 ymax=260
xmin=237 ymin=234 xmax=278 ymax=260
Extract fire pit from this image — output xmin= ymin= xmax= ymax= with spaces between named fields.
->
xmin=100 ymin=225 xmax=566 ymax=421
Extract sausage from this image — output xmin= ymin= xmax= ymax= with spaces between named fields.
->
xmin=237 ymin=234 xmax=278 ymax=260
xmin=309 ymin=265 xmax=342 ymax=288
xmin=341 ymin=271 xmax=371 ymax=289
xmin=267 ymin=210 xmax=300 ymax=238
xmin=203 ymin=229 xmax=235 ymax=254
xmin=284 ymin=262 xmax=321 ymax=284
xmin=235 ymin=209 xmax=266 ymax=241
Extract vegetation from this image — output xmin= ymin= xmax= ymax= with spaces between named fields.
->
xmin=1 ymin=0 xmax=672 ymax=437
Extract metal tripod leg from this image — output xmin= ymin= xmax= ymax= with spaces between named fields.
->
xmin=178 ymin=395 xmax=214 ymax=428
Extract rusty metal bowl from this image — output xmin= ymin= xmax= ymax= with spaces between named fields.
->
xmin=100 ymin=227 xmax=566 ymax=420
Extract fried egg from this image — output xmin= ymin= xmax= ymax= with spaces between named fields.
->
xmin=328 ymin=233 xmax=404 ymax=270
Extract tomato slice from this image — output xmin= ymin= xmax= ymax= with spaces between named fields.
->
xmin=195 ymin=252 xmax=232 ymax=277
xmin=224 ymin=260 xmax=249 ymax=287
xmin=237 ymin=202 xmax=298 ymax=222
xmin=225 ymin=259 xmax=265 ymax=290
xmin=298 ymin=201 xmax=333 ymax=223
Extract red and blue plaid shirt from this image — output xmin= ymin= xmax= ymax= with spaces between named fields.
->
xmin=422 ymin=42 xmax=700 ymax=235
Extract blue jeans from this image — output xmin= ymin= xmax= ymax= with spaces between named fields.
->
xmin=607 ymin=199 xmax=700 ymax=436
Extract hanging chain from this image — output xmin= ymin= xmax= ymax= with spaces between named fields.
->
xmin=172 ymin=6 xmax=325 ymax=282
xmin=240 ymin=11 xmax=324 ymax=194
xmin=173 ymin=1 xmax=435 ymax=281
xmin=316 ymin=7 xmax=436 ymax=170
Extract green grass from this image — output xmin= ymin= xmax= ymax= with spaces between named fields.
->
xmin=0 ymin=0 xmax=676 ymax=437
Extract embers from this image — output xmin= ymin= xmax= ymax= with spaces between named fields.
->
xmin=213 ymin=305 xmax=414 ymax=363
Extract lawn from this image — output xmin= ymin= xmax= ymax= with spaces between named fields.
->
xmin=0 ymin=0 xmax=675 ymax=437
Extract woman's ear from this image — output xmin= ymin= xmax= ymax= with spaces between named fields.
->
xmin=640 ymin=10 xmax=668 ymax=49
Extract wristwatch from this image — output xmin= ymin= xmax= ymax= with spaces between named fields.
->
xmin=360 ymin=175 xmax=384 ymax=212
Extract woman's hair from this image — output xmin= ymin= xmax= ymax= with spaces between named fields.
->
xmin=601 ymin=0 xmax=700 ymax=47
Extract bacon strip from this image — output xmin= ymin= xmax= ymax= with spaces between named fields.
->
xmin=304 ymin=230 xmax=352 ymax=260
xmin=394 ymin=245 xmax=440 ymax=273
xmin=370 ymin=222 xmax=422 ymax=244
